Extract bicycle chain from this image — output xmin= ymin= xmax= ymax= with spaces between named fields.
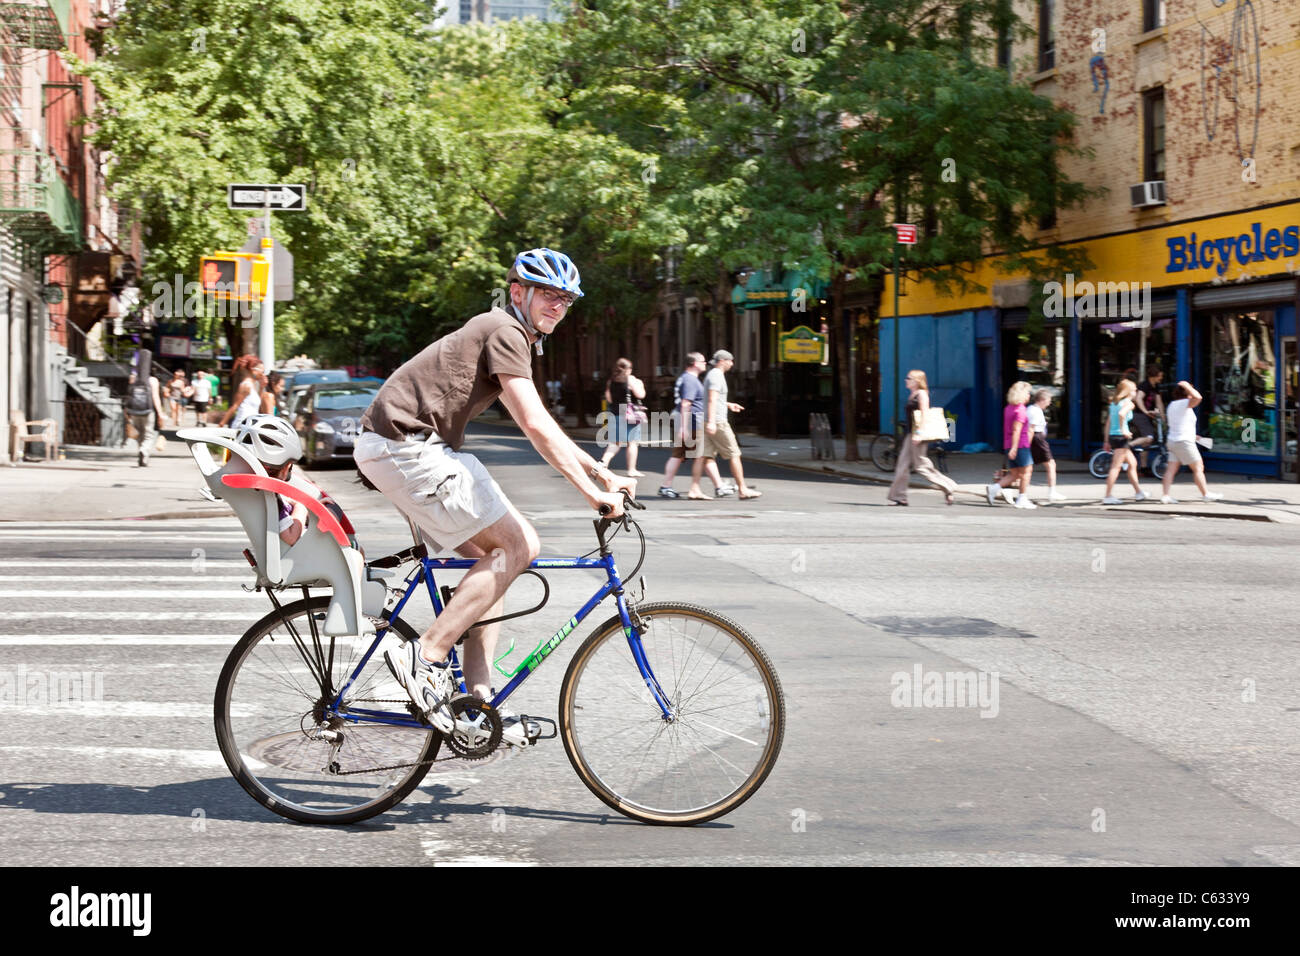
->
xmin=314 ymin=699 xmax=491 ymax=776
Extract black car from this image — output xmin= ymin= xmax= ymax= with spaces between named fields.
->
xmin=293 ymin=383 xmax=380 ymax=466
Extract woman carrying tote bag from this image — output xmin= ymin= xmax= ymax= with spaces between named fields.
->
xmin=887 ymin=369 xmax=958 ymax=506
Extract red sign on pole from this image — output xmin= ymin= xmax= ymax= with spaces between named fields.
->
xmin=893 ymin=223 xmax=918 ymax=245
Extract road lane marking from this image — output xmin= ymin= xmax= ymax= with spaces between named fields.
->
xmin=0 ymin=611 xmax=270 ymax=621
xmin=0 ymin=701 xmax=252 ymax=718
xmin=0 ymin=576 xmax=252 ymax=583
xmin=0 ymin=590 xmax=264 ymax=598
xmin=0 ymin=744 xmax=242 ymax=770
xmin=0 ymin=560 xmax=250 ymax=568
xmin=0 ymin=635 xmax=243 ymax=645
xmin=0 ymin=531 xmax=248 ymax=539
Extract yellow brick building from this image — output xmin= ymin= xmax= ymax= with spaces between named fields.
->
xmin=881 ymin=0 xmax=1300 ymax=475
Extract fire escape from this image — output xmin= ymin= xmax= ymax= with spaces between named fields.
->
xmin=0 ymin=2 xmax=120 ymax=447
xmin=0 ymin=0 xmax=81 ymax=268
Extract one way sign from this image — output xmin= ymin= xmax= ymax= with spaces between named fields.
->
xmin=227 ymin=184 xmax=306 ymax=211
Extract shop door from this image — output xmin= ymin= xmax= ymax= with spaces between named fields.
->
xmin=1284 ymin=337 xmax=1297 ymax=479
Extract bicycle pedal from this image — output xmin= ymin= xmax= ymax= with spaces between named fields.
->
xmin=524 ymin=715 xmax=557 ymax=743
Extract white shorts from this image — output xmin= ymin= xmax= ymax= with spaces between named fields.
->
xmin=1168 ymin=439 xmax=1202 ymax=466
xmin=354 ymin=430 xmax=511 ymax=553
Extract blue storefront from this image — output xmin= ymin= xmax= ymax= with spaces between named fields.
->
xmin=879 ymin=203 xmax=1300 ymax=477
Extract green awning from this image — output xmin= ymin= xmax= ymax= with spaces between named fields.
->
xmin=731 ymin=269 xmax=828 ymax=308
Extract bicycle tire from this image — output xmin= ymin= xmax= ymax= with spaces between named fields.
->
xmin=559 ymin=602 xmax=784 ymax=826
xmin=870 ymin=434 xmax=898 ymax=472
xmin=214 ymin=596 xmax=441 ymax=825
xmin=1150 ymin=450 xmax=1169 ymax=480
xmin=1088 ymin=450 xmax=1112 ymax=479
xmin=930 ymin=445 xmax=949 ymax=475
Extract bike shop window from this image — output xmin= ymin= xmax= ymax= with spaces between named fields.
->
xmin=1093 ymin=319 xmax=1175 ymax=439
xmin=1202 ymin=310 xmax=1277 ymax=457
xmin=1007 ymin=316 xmax=1069 ymax=441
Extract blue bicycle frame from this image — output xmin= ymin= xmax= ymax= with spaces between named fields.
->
xmin=329 ymin=552 xmax=671 ymax=729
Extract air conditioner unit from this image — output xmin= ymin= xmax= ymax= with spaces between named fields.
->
xmin=1130 ymin=180 xmax=1167 ymax=208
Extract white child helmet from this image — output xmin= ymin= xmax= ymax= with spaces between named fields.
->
xmin=235 ymin=414 xmax=302 ymax=467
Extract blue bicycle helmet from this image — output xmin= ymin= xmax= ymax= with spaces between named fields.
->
xmin=507 ymin=248 xmax=584 ymax=298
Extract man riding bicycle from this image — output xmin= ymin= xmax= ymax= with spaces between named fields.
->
xmin=355 ymin=248 xmax=636 ymax=745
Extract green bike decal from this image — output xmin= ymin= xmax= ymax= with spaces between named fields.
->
xmin=493 ymin=615 xmax=579 ymax=678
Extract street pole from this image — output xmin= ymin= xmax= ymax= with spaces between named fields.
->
xmin=258 ymin=203 xmax=275 ymax=371
xmin=892 ymin=241 xmax=900 ymax=435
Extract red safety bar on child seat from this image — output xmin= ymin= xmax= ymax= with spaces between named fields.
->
xmin=220 ymin=474 xmax=350 ymax=548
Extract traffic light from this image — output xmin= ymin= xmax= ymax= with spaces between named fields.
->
xmin=200 ymin=253 xmax=269 ymax=301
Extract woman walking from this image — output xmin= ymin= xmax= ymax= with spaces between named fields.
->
xmin=219 ymin=354 xmax=266 ymax=430
xmin=1101 ymin=379 xmax=1147 ymax=504
xmin=887 ymin=369 xmax=958 ymax=506
xmin=1028 ymin=389 xmax=1067 ymax=503
xmin=166 ymin=369 xmax=190 ymax=426
xmin=599 ymin=357 xmax=647 ymax=477
xmin=986 ymin=381 xmax=1037 ymax=509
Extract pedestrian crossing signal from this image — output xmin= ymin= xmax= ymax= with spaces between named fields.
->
xmin=200 ymin=253 xmax=268 ymax=301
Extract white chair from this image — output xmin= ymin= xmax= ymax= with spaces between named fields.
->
xmin=176 ymin=428 xmax=384 ymax=637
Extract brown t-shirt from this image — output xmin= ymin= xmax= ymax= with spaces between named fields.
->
xmin=361 ymin=308 xmax=534 ymax=449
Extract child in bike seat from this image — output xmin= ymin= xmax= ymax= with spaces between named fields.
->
xmin=235 ymin=415 xmax=325 ymax=547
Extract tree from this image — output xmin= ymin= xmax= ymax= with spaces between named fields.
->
xmin=561 ymin=0 xmax=1093 ymax=458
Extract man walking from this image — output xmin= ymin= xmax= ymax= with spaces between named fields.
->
xmin=657 ymin=351 xmax=728 ymax=500
xmin=190 ymin=367 xmax=212 ymax=427
xmin=355 ymin=248 xmax=635 ymax=745
xmin=701 ymin=350 xmax=761 ymax=499
xmin=1132 ymin=366 xmax=1164 ymax=451
xmin=124 ymin=363 xmax=165 ymax=467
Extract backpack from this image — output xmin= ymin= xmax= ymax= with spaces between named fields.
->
xmin=126 ymin=381 xmax=152 ymax=415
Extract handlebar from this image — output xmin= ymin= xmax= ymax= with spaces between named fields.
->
xmin=597 ymin=490 xmax=646 ymax=518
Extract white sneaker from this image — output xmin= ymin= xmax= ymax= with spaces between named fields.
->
xmin=1134 ymin=491 xmax=1148 ymax=502
xmin=1160 ymin=494 xmax=1179 ymax=504
xmin=1048 ymin=489 xmax=1068 ymax=502
xmin=1101 ymin=496 xmax=1122 ymax=505
xmin=1203 ymin=492 xmax=1224 ymax=501
xmin=383 ymin=641 xmax=456 ymax=734
xmin=1014 ymin=495 xmax=1037 ymax=509
xmin=1000 ymin=487 xmax=1017 ymax=505
xmin=985 ymin=483 xmax=1000 ymax=506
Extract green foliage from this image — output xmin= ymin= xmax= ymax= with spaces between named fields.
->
xmin=78 ymin=0 xmax=1092 ymax=369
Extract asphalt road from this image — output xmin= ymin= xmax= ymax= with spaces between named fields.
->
xmin=2 ymin=423 xmax=1298 ymax=865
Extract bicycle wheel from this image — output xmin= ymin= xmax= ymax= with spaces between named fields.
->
xmin=1150 ymin=449 xmax=1169 ymax=480
xmin=870 ymin=434 xmax=898 ymax=472
xmin=214 ymin=596 xmax=440 ymax=825
xmin=930 ymin=444 xmax=949 ymax=475
xmin=1088 ymin=450 xmax=1112 ymax=479
xmin=559 ymin=602 xmax=784 ymax=825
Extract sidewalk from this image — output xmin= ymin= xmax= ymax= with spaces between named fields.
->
xmin=0 ymin=433 xmax=229 ymax=522
xmin=7 ymin=415 xmax=1300 ymax=524
xmin=479 ymin=409 xmax=1300 ymax=524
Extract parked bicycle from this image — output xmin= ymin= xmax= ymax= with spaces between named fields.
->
xmin=182 ymin=428 xmax=785 ymax=827
xmin=1088 ymin=419 xmax=1169 ymax=480
xmin=870 ymin=425 xmax=950 ymax=475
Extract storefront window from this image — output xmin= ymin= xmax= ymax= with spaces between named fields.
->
xmin=1015 ymin=325 xmax=1069 ymax=440
xmin=1205 ymin=310 xmax=1276 ymax=456
xmin=1092 ymin=320 xmax=1175 ymax=440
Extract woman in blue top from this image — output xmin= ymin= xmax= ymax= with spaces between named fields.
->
xmin=1101 ymin=378 xmax=1147 ymax=504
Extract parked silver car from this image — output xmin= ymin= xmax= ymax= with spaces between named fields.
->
xmin=292 ymin=383 xmax=380 ymax=466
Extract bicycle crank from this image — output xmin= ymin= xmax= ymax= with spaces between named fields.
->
xmin=444 ymin=696 xmax=503 ymax=760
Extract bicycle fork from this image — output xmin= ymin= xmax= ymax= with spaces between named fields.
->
xmin=618 ymin=591 xmax=674 ymax=721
